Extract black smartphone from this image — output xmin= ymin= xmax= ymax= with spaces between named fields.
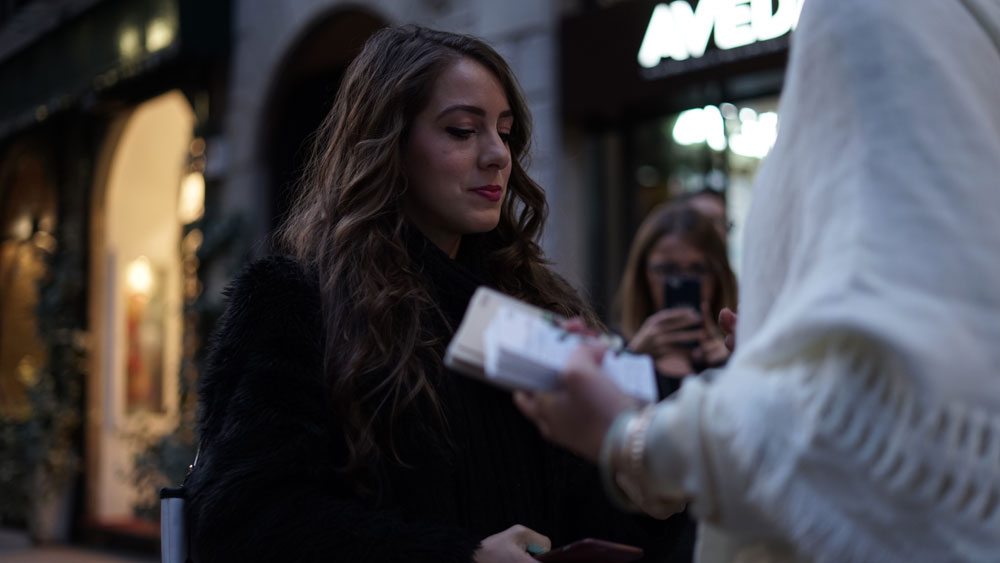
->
xmin=663 ymin=276 xmax=702 ymax=350
xmin=534 ymin=538 xmax=643 ymax=563
xmin=663 ymin=276 xmax=701 ymax=312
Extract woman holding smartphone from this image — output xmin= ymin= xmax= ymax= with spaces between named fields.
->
xmin=615 ymin=203 xmax=737 ymax=378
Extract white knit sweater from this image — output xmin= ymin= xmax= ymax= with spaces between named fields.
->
xmin=620 ymin=0 xmax=1000 ymax=561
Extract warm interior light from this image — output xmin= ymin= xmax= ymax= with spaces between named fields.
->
xmin=672 ymin=108 xmax=706 ymax=145
xmin=730 ymin=111 xmax=779 ymax=159
xmin=671 ymin=105 xmax=727 ymax=151
xmin=10 ymin=214 xmax=33 ymax=241
xmin=146 ymin=18 xmax=176 ymax=53
xmin=178 ymin=172 xmax=205 ymax=224
xmin=119 ymin=27 xmax=142 ymax=59
xmin=672 ymin=102 xmax=778 ymax=158
xmin=703 ymin=105 xmax=727 ymax=151
xmin=126 ymin=256 xmax=154 ymax=296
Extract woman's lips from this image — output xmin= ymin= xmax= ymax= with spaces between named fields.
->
xmin=471 ymin=185 xmax=503 ymax=202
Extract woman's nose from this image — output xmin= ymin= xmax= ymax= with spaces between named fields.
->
xmin=479 ymin=132 xmax=510 ymax=170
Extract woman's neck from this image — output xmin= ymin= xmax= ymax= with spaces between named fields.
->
xmin=436 ymin=236 xmax=461 ymax=259
xmin=408 ymin=222 xmax=461 ymax=259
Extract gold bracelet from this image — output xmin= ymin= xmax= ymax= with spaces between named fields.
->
xmin=623 ymin=405 xmax=656 ymax=480
xmin=600 ymin=411 xmax=639 ymax=512
xmin=619 ymin=405 xmax=684 ymax=519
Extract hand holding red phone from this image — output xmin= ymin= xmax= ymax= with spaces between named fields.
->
xmin=534 ymin=538 xmax=643 ymax=562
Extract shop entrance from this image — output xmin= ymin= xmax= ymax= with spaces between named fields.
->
xmin=86 ymin=90 xmax=195 ymax=527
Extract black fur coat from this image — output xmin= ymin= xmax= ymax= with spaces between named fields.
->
xmin=184 ymin=234 xmax=695 ymax=562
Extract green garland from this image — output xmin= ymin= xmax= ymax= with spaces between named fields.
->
xmin=0 ymin=228 xmax=85 ymax=523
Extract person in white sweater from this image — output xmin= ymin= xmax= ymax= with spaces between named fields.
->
xmin=515 ymin=0 xmax=1000 ymax=561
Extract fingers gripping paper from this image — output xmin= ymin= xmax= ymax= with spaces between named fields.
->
xmin=445 ymin=287 xmax=657 ymax=402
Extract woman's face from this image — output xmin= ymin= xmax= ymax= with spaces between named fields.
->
xmin=644 ymin=234 xmax=715 ymax=312
xmin=403 ymin=57 xmax=513 ymax=257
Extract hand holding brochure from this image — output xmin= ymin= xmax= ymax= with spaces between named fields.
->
xmin=444 ymin=287 xmax=657 ymax=403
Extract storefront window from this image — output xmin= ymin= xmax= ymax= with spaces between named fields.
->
xmin=630 ymin=95 xmax=779 ymax=274
xmin=0 ymin=150 xmax=57 ymax=420
xmin=90 ymin=89 xmax=193 ymax=523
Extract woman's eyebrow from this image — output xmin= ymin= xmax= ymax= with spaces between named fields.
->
xmin=437 ymin=104 xmax=513 ymax=119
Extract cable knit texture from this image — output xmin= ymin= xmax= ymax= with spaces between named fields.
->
xmin=627 ymin=0 xmax=1000 ymax=561
xmin=185 ymin=232 xmax=696 ymax=562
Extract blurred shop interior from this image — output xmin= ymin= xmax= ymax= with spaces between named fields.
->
xmin=0 ymin=0 xmax=232 ymax=549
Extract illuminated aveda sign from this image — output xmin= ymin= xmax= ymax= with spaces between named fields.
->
xmin=638 ymin=0 xmax=804 ymax=68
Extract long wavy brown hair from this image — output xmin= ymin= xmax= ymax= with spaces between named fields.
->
xmin=277 ymin=25 xmax=599 ymax=497
xmin=614 ymin=202 xmax=738 ymax=339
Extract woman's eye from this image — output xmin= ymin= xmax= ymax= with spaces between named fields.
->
xmin=499 ymin=132 xmax=512 ymax=144
xmin=649 ymin=264 xmax=679 ymax=276
xmin=446 ymin=127 xmax=474 ymax=139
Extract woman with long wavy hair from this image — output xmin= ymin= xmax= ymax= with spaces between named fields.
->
xmin=184 ymin=25 xmax=690 ymax=563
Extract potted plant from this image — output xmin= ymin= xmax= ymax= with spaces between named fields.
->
xmin=0 ymin=228 xmax=87 ymax=543
xmin=0 ymin=330 xmax=85 ymax=543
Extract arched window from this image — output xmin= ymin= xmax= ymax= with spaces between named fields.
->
xmin=88 ymin=89 xmax=195 ymax=522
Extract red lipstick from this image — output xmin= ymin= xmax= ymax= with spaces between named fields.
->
xmin=471 ymin=185 xmax=503 ymax=202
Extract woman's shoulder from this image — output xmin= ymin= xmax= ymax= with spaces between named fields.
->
xmin=219 ymin=254 xmax=319 ymax=315
xmin=226 ymin=254 xmax=317 ymax=298
xmin=197 ymin=256 xmax=325 ymax=439
xmin=208 ymin=255 xmax=323 ymax=354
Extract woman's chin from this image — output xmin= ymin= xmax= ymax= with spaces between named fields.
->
xmin=462 ymin=215 xmax=502 ymax=235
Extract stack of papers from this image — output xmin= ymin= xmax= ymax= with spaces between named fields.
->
xmin=483 ymin=307 xmax=657 ymax=402
xmin=444 ymin=287 xmax=657 ymax=403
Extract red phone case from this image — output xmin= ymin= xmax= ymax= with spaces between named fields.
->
xmin=534 ymin=538 xmax=644 ymax=563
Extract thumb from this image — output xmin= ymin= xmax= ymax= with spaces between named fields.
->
xmin=574 ymin=342 xmax=607 ymax=365
xmin=564 ymin=345 xmax=606 ymax=384
xmin=512 ymin=525 xmax=551 ymax=554
xmin=718 ymin=308 xmax=737 ymax=335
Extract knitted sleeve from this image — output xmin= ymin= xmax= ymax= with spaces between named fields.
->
xmin=615 ymin=0 xmax=1000 ymax=559
xmin=633 ymin=332 xmax=1000 ymax=563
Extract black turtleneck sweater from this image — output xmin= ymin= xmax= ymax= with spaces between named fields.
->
xmin=185 ymin=234 xmax=695 ymax=562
